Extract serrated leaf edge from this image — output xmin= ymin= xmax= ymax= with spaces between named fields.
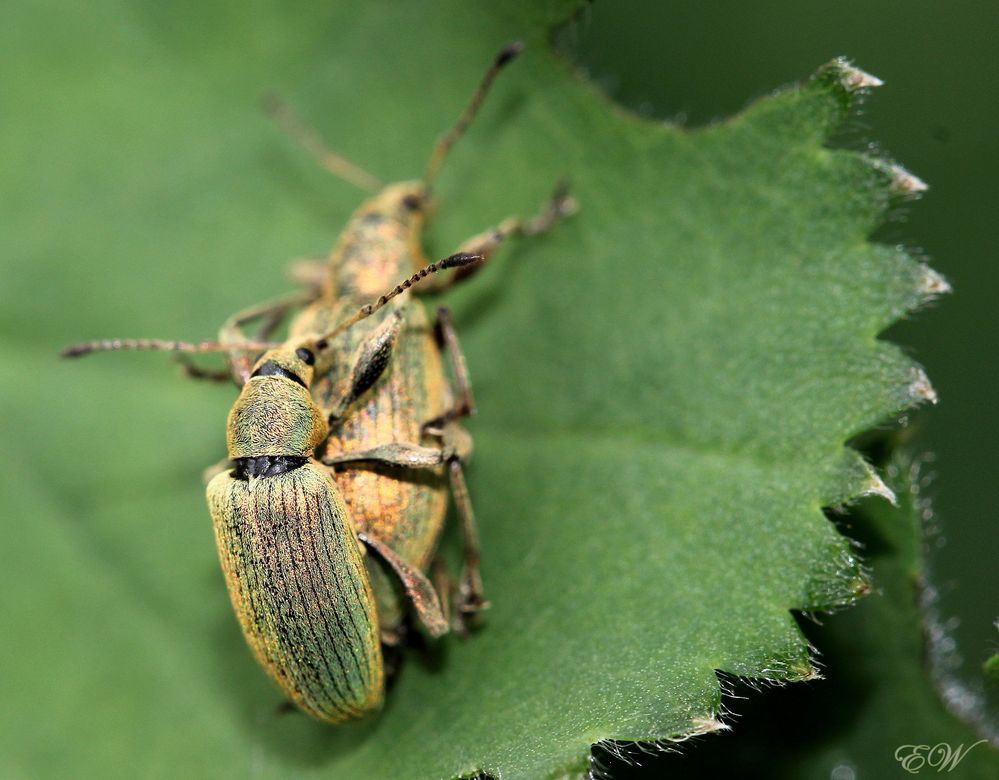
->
xmin=552 ymin=55 xmax=949 ymax=779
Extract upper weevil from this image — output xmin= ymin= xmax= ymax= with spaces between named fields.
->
xmin=61 ymin=42 xmax=574 ymax=721
xmin=265 ymin=40 xmax=574 ymax=642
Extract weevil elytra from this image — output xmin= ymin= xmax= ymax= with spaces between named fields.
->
xmin=62 ymin=42 xmax=574 ymax=721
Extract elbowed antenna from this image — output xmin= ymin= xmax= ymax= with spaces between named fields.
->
xmin=423 ymin=41 xmax=525 ymax=185
xmin=262 ymin=94 xmax=385 ymax=193
xmin=60 ymin=337 xmax=280 ymax=359
xmin=319 ymin=253 xmax=484 ymax=341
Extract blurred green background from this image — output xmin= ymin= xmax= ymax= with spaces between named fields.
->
xmin=562 ymin=0 xmax=999 ymax=734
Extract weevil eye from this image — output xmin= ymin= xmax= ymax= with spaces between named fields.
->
xmin=401 ymin=194 xmax=422 ymax=212
xmin=295 ymin=347 xmax=315 ymax=365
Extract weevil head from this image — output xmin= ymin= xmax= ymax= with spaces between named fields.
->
xmin=226 ymin=345 xmax=328 ymax=459
xmin=364 ymin=181 xmax=432 ymax=225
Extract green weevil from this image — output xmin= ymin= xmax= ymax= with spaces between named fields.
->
xmin=64 ymin=253 xmax=483 ymax=721
xmin=62 ymin=42 xmax=574 ymax=722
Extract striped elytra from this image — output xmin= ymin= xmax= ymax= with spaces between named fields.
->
xmin=207 ymin=461 xmax=383 ymax=723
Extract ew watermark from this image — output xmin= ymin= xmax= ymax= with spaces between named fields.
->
xmin=894 ymin=741 xmax=988 ymax=774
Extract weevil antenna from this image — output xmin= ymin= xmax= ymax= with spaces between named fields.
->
xmin=262 ymin=94 xmax=384 ymax=193
xmin=61 ymin=338 xmax=280 ymax=359
xmin=321 ymin=253 xmax=484 ymax=340
xmin=423 ymin=41 xmax=525 ymax=185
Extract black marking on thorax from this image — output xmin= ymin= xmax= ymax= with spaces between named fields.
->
xmin=232 ymin=456 xmax=309 ymax=480
xmin=251 ymin=361 xmax=306 ymax=387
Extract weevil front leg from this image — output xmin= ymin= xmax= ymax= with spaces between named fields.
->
xmin=177 ymin=288 xmax=321 ymax=386
xmin=423 ymin=306 xmax=475 ymax=427
xmin=324 ymin=307 xmax=404 ymax=423
xmin=415 ymin=182 xmax=577 ymax=294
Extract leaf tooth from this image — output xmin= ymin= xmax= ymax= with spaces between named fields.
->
xmin=838 ymin=62 xmax=885 ymax=92
xmin=813 ymin=57 xmax=884 ymax=98
xmin=907 ymin=367 xmax=939 ymax=406
xmin=917 ymin=265 xmax=952 ymax=299
xmin=686 ymin=716 xmax=730 ymax=736
xmin=858 ymin=461 xmax=899 ymax=506
xmin=887 ymin=163 xmax=929 ymax=197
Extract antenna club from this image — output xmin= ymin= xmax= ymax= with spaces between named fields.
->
xmin=442 ymin=253 xmax=484 ymax=269
xmin=60 ymin=344 xmax=90 ymax=358
xmin=496 ymin=41 xmax=525 ymax=68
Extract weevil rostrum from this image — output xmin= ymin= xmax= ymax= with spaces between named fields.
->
xmin=62 ymin=42 xmax=575 ymax=723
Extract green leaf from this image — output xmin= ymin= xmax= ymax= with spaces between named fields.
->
xmin=1 ymin=1 xmax=945 ymax=778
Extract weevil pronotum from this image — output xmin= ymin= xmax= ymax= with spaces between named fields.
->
xmin=63 ymin=42 xmax=574 ymax=722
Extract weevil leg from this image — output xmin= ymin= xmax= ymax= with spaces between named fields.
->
xmin=432 ymin=306 xmax=476 ymax=424
xmin=323 ymin=442 xmax=443 ymax=470
xmin=430 ymin=558 xmax=453 ymax=629
xmin=415 ymin=181 xmax=577 ymax=293
xmin=175 ymin=356 xmax=232 ymax=382
xmin=323 ymin=419 xmax=485 ymax=627
xmin=357 ymin=533 xmax=449 ymax=638
xmin=262 ymin=94 xmax=383 ymax=193
xmin=287 ymin=257 xmax=329 ymax=292
xmin=446 ymin=455 xmax=490 ymax=622
xmin=324 ymin=308 xmax=404 ymax=423
xmin=172 ymin=288 xmax=320 ymax=386
xmin=187 ymin=289 xmax=318 ymax=385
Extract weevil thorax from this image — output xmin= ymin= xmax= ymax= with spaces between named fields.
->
xmin=329 ymin=181 xmax=430 ymax=299
xmin=226 ymin=345 xmax=328 ymax=459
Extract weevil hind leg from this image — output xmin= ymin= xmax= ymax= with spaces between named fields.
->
xmin=430 ymin=559 xmax=453 ymax=629
xmin=357 ymin=533 xmax=449 ymax=638
xmin=446 ymin=454 xmax=490 ymax=623
xmin=429 ymin=313 xmax=489 ymax=624
xmin=323 ymin=425 xmax=486 ymax=629
xmin=415 ymin=181 xmax=577 ymax=294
